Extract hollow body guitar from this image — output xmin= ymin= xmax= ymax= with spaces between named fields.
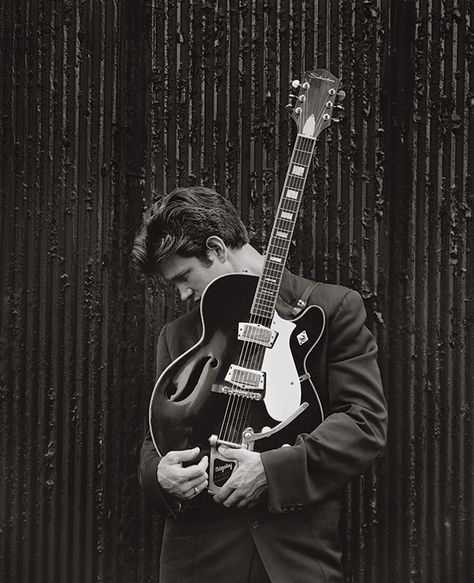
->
xmin=150 ymin=272 xmax=325 ymax=492
xmin=149 ymin=69 xmax=342 ymax=494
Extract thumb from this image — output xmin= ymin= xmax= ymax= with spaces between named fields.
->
xmin=171 ymin=447 xmax=201 ymax=464
xmin=218 ymin=446 xmax=241 ymax=460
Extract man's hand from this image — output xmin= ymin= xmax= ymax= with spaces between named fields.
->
xmin=212 ymin=447 xmax=268 ymax=509
xmin=157 ymin=447 xmax=209 ymax=500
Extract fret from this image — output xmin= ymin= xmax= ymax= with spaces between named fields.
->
xmin=266 ymin=248 xmax=288 ymax=258
xmin=258 ymin=289 xmax=275 ymax=302
xmin=255 ymin=282 xmax=281 ymax=293
xmin=261 ymin=270 xmax=283 ymax=281
xmin=263 ymin=261 xmax=285 ymax=273
xmin=290 ymin=153 xmax=311 ymax=163
xmin=292 ymin=145 xmax=315 ymax=154
xmin=260 ymin=273 xmax=283 ymax=284
xmin=251 ymin=308 xmax=275 ymax=320
xmin=285 ymin=179 xmax=306 ymax=190
xmin=251 ymin=306 xmax=275 ymax=317
xmin=267 ymin=243 xmax=290 ymax=255
xmin=278 ymin=202 xmax=299 ymax=214
xmin=285 ymin=172 xmax=306 ymax=181
xmin=278 ymin=204 xmax=299 ymax=215
xmin=251 ymin=133 xmax=317 ymax=316
xmin=252 ymin=299 xmax=276 ymax=311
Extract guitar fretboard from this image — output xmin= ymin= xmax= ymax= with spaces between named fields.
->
xmin=251 ymin=134 xmax=317 ymax=320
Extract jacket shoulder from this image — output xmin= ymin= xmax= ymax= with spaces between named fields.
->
xmin=288 ymin=272 xmax=362 ymax=319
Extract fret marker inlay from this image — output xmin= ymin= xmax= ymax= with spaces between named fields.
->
xmin=276 ymin=231 xmax=288 ymax=239
xmin=281 ymin=211 xmax=293 ymax=220
xmin=286 ymin=189 xmax=298 ymax=199
xmin=270 ymin=256 xmax=282 ymax=263
xmin=292 ymin=165 xmax=305 ymax=176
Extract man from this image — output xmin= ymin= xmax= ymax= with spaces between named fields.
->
xmin=132 ymin=186 xmax=387 ymax=583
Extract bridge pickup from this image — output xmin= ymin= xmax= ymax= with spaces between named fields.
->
xmin=238 ymin=322 xmax=278 ymax=348
xmin=224 ymin=365 xmax=266 ymax=391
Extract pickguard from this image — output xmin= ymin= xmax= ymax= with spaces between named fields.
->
xmin=261 ymin=313 xmax=301 ymax=422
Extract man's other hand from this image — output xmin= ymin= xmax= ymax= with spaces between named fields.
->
xmin=157 ymin=447 xmax=209 ymax=500
xmin=212 ymin=447 xmax=268 ymax=508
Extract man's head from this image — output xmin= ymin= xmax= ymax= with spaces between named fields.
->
xmin=131 ymin=187 xmax=249 ymax=300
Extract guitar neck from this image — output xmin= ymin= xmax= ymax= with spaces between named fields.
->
xmin=251 ymin=134 xmax=317 ymax=320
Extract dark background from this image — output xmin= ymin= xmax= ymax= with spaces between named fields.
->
xmin=1 ymin=0 xmax=473 ymax=581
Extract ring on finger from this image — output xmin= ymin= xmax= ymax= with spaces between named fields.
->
xmin=193 ymin=486 xmax=198 ymax=495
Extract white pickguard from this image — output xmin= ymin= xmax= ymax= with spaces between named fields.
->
xmin=261 ymin=312 xmax=301 ymax=422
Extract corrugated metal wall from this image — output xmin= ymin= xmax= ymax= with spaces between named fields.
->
xmin=0 ymin=1 xmax=472 ymax=582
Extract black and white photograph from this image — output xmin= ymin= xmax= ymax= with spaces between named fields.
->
xmin=0 ymin=1 xmax=472 ymax=582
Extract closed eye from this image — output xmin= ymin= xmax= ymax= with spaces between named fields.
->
xmin=169 ymin=270 xmax=189 ymax=284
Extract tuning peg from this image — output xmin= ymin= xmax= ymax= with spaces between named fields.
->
xmin=302 ymin=82 xmax=310 ymax=90
xmin=337 ymin=90 xmax=346 ymax=100
xmin=291 ymin=80 xmax=301 ymax=89
xmin=285 ymin=103 xmax=294 ymax=112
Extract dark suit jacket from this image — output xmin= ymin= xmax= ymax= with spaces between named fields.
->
xmin=139 ymin=270 xmax=387 ymax=583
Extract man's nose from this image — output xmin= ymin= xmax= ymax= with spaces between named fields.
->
xmin=178 ymin=286 xmax=193 ymax=301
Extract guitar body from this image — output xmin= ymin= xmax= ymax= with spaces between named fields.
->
xmin=149 ymin=273 xmax=326 ymax=468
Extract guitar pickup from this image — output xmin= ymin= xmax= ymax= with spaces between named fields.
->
xmin=224 ymin=365 xmax=266 ymax=392
xmin=238 ymin=322 xmax=278 ymax=348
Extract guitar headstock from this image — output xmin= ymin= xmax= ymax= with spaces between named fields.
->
xmin=287 ymin=69 xmax=344 ymax=138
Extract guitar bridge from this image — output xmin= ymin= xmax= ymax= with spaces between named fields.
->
xmin=221 ymin=386 xmax=262 ymax=400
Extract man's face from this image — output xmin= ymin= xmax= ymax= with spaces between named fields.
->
xmin=158 ymin=253 xmax=232 ymax=302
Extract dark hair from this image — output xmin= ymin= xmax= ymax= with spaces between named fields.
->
xmin=131 ymin=187 xmax=249 ymax=277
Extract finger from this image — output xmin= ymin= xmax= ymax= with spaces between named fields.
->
xmin=188 ymin=475 xmax=208 ymax=492
xmin=177 ymin=453 xmax=208 ymax=480
xmin=219 ymin=488 xmax=243 ymax=508
xmin=197 ymin=455 xmax=209 ymax=471
xmin=167 ymin=447 xmax=201 ymax=464
xmin=212 ymin=482 xmax=235 ymax=505
xmin=180 ymin=463 xmax=208 ymax=481
xmin=184 ymin=479 xmax=207 ymax=499
xmin=182 ymin=486 xmax=196 ymax=500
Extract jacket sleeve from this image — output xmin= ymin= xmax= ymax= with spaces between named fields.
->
xmin=138 ymin=324 xmax=185 ymax=517
xmin=261 ymin=289 xmax=387 ymax=512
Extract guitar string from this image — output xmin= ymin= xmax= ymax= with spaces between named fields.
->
xmin=222 ymin=128 xmax=318 ymax=439
xmin=219 ymin=129 xmax=320 ymax=445
xmin=219 ymin=132 xmax=318 ymax=445
xmin=218 ymin=103 xmax=328 ymax=446
xmin=230 ymin=132 xmax=320 ymax=444
xmin=218 ymin=161 xmax=300 ymax=444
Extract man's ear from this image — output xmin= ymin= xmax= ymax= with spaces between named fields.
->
xmin=205 ymin=236 xmax=227 ymax=262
